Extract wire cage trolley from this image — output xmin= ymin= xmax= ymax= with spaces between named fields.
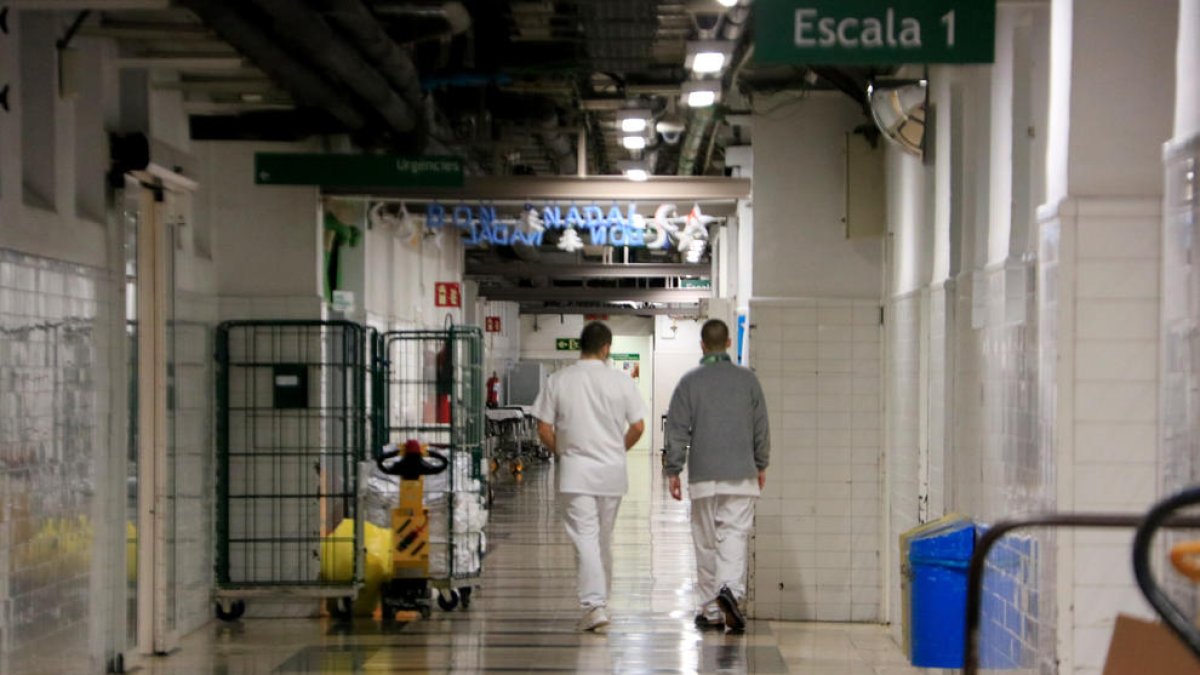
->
xmin=377 ymin=325 xmax=487 ymax=612
xmin=213 ymin=320 xmax=371 ymax=621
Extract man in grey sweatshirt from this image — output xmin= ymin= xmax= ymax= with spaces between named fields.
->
xmin=664 ymin=319 xmax=770 ymax=633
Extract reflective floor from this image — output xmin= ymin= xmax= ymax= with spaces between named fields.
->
xmin=143 ymin=451 xmax=924 ymax=674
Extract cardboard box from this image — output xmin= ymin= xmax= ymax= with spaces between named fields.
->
xmin=1103 ymin=614 xmax=1200 ymax=675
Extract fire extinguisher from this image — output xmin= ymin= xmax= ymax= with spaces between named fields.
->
xmin=486 ymin=372 xmax=501 ymax=408
xmin=436 ymin=341 xmax=452 ymax=423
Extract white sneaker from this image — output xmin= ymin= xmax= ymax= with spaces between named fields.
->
xmin=578 ymin=606 xmax=610 ymax=632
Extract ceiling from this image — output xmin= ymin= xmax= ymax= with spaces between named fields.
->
xmin=69 ymin=0 xmax=883 ymax=314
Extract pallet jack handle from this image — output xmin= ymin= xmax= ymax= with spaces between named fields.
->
xmin=1133 ymin=485 xmax=1200 ymax=659
xmin=376 ymin=439 xmax=449 ymax=480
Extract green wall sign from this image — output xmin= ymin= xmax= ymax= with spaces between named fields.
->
xmin=755 ymin=0 xmax=995 ymax=65
xmin=555 ymin=338 xmax=581 ymax=351
xmin=610 ymin=353 xmax=639 ymax=361
xmin=255 ymin=153 xmax=464 ymax=188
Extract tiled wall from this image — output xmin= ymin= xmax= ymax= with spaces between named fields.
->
xmin=171 ymin=292 xmax=219 ymax=635
xmin=749 ymin=298 xmax=882 ymax=622
xmin=0 ymin=249 xmax=111 ymax=674
xmin=884 ymin=293 xmax=920 ymax=636
xmin=950 ymin=261 xmax=1056 ymax=672
xmin=1161 ymin=138 xmax=1200 ymax=615
xmin=1040 ymin=197 xmax=1163 ymax=675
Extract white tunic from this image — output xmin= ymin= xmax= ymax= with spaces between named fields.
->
xmin=532 ymin=359 xmax=647 ymax=496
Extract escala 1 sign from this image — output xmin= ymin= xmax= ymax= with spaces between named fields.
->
xmin=755 ymin=0 xmax=994 ymax=65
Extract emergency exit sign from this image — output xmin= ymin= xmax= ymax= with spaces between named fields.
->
xmin=555 ymin=338 xmax=581 ymax=351
xmin=255 ymin=153 xmax=464 ymax=188
xmin=755 ymin=0 xmax=994 ymax=65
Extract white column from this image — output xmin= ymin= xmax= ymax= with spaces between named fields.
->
xmin=1040 ymin=2 xmax=1178 ymax=673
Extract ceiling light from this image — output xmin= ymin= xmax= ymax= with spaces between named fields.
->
xmin=622 ymin=135 xmax=647 ymax=151
xmin=717 ymin=0 xmax=738 ymax=7
xmin=692 ymin=52 xmax=726 ymax=74
xmin=686 ymin=41 xmax=732 ymax=75
xmin=681 ymin=80 xmax=721 ymax=108
xmin=617 ymin=108 xmax=651 ymax=134
xmin=618 ymin=160 xmax=650 ymax=181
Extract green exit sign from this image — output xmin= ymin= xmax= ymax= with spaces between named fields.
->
xmin=755 ymin=0 xmax=995 ymax=65
xmin=255 ymin=153 xmax=464 ymax=188
xmin=555 ymin=338 xmax=581 ymax=351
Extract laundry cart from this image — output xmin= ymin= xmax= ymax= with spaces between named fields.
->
xmin=213 ymin=320 xmax=371 ymax=621
xmin=379 ymin=325 xmax=487 ymax=611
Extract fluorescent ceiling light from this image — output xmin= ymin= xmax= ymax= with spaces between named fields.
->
xmin=681 ymin=80 xmax=721 ymax=108
xmin=622 ymin=135 xmax=647 ymax=150
xmin=617 ymin=108 xmax=651 ymax=134
xmin=686 ymin=40 xmax=733 ymax=75
xmin=618 ymin=159 xmax=650 ymax=181
xmin=621 ymin=118 xmax=647 ymax=133
xmin=717 ymin=0 xmax=738 ymax=6
xmin=691 ymin=52 xmax=726 ymax=74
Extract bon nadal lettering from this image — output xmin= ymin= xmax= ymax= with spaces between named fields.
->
xmin=423 ymin=202 xmax=714 ymax=254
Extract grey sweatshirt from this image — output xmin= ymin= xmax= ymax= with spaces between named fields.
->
xmin=664 ymin=356 xmax=770 ymax=482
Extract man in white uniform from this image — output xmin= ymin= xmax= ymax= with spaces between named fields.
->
xmin=533 ymin=322 xmax=646 ymax=632
xmin=665 ymin=319 xmax=770 ymax=633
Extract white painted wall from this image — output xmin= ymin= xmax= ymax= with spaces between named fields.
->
xmin=196 ymin=141 xmax=322 ymax=303
xmin=650 ymin=317 xmax=704 ymax=454
xmin=1177 ymin=0 xmax=1200 ymax=139
xmin=751 ymin=93 xmax=883 ymax=299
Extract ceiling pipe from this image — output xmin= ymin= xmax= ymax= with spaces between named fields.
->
xmin=370 ymin=1 xmax=472 ymax=40
xmin=249 ymin=0 xmax=419 ymax=137
xmin=676 ymin=4 xmax=749 ymax=175
xmin=314 ymin=0 xmax=428 ymax=127
xmin=177 ymin=0 xmax=370 ymax=132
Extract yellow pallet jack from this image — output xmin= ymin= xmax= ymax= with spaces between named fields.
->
xmin=376 ymin=439 xmax=448 ymax=621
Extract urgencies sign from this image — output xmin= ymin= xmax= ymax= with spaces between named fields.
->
xmin=424 ymin=202 xmax=715 ymax=256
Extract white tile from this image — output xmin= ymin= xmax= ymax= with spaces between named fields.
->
xmin=817 ymin=307 xmax=854 ymax=325
xmin=1076 ymin=300 xmax=1159 ymax=340
xmin=1074 ymin=423 xmax=1157 ymax=463
xmin=1076 ymin=260 xmax=1159 ymax=300
xmin=1075 ymin=340 xmax=1157 ymax=381
xmin=1074 ymin=463 xmax=1157 ymax=509
xmin=1076 ymin=219 xmax=1160 ymax=259
xmin=1073 ymin=381 xmax=1157 ymax=422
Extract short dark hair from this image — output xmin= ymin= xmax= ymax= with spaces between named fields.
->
xmin=701 ymin=319 xmax=729 ymax=351
xmin=580 ymin=321 xmax=613 ymax=355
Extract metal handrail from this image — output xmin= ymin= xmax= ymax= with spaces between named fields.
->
xmin=964 ymin=512 xmax=1200 ymax=675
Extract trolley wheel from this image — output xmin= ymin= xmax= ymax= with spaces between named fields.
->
xmin=215 ymin=599 xmax=246 ymax=622
xmin=437 ymin=590 xmax=460 ymax=611
xmin=328 ymin=596 xmax=354 ymax=621
xmin=459 ymin=587 xmax=472 ymax=609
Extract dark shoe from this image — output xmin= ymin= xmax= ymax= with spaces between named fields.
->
xmin=716 ymin=586 xmax=746 ymax=633
xmin=694 ymin=613 xmax=722 ymax=630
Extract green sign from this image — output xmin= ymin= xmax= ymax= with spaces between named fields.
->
xmin=255 ymin=153 xmax=464 ymax=188
xmin=681 ymin=279 xmax=712 ymax=289
xmin=610 ymin=353 xmax=639 ymax=361
xmin=555 ymin=338 xmax=581 ymax=351
xmin=755 ymin=0 xmax=995 ymax=65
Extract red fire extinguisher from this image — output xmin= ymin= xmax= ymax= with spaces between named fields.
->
xmin=487 ymin=372 xmax=501 ymax=407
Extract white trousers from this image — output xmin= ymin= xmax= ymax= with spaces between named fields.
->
xmin=691 ymin=494 xmax=756 ymax=618
xmin=561 ymin=493 xmax=622 ymax=609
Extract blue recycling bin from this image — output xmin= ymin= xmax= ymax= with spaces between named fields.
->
xmin=906 ymin=517 xmax=975 ymax=668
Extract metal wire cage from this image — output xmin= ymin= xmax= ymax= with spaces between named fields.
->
xmin=214 ymin=321 xmax=369 ymax=612
xmin=379 ymin=326 xmax=486 ymax=586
